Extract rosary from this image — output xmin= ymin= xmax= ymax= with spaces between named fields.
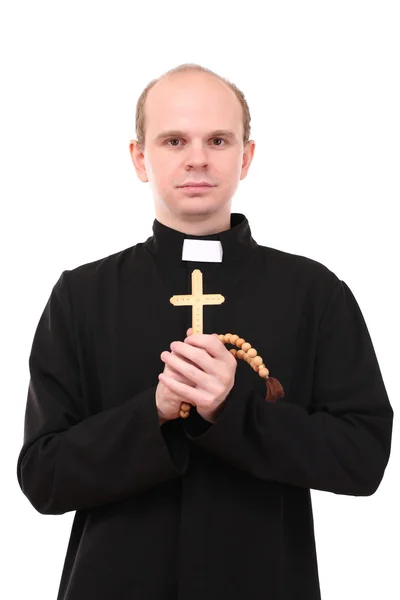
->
xmin=170 ymin=269 xmax=285 ymax=418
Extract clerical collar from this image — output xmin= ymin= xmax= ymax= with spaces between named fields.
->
xmin=144 ymin=212 xmax=258 ymax=265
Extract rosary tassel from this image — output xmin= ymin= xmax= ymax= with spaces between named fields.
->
xmin=265 ymin=376 xmax=285 ymax=402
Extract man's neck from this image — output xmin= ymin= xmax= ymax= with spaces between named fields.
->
xmin=154 ymin=208 xmax=231 ymax=236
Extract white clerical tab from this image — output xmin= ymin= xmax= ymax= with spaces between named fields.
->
xmin=182 ymin=239 xmax=223 ymax=262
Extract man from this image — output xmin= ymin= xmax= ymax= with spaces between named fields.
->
xmin=17 ymin=64 xmax=394 ymax=600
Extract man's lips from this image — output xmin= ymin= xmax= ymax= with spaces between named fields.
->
xmin=179 ymin=183 xmax=214 ymax=187
xmin=179 ymin=184 xmax=215 ymax=192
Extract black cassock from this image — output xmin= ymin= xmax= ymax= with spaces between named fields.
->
xmin=17 ymin=213 xmax=394 ymax=600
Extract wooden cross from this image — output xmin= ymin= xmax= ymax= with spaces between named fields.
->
xmin=170 ymin=269 xmax=225 ymax=334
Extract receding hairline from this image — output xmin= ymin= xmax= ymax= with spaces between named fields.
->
xmin=152 ymin=68 xmax=232 ymax=90
xmin=146 ymin=69 xmax=240 ymax=109
xmin=144 ymin=71 xmax=244 ymax=140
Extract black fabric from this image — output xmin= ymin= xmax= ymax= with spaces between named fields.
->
xmin=16 ymin=213 xmax=394 ymax=599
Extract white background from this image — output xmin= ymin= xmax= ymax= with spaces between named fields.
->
xmin=1 ymin=1 xmax=399 ymax=598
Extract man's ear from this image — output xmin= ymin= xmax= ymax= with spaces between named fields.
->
xmin=129 ymin=139 xmax=148 ymax=183
xmin=240 ymin=139 xmax=256 ymax=181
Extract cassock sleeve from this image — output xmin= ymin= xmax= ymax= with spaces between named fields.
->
xmin=16 ymin=271 xmax=189 ymax=515
xmin=183 ymin=279 xmax=394 ymax=496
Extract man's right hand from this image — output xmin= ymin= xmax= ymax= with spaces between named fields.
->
xmin=156 ymin=350 xmax=197 ymax=424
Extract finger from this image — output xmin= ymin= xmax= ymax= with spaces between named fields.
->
xmin=163 ymin=350 xmax=209 ymax=386
xmin=158 ymin=373 xmax=196 ymax=405
xmin=162 ymin=349 xmax=201 ymax=372
xmin=158 ymin=373 xmax=205 ymax=405
xmin=170 ymin=341 xmax=216 ymax=374
xmin=161 ymin=349 xmax=196 ymax=384
xmin=164 ymin=362 xmax=196 ymax=387
xmin=182 ymin=333 xmax=227 ymax=359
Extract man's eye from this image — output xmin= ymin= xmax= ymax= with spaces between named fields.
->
xmin=166 ymin=138 xmax=226 ymax=147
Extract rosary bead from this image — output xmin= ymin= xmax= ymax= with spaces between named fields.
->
xmin=230 ymin=334 xmax=239 ymax=344
xmin=229 ymin=348 xmax=237 ymax=357
xmin=237 ymin=349 xmax=245 ymax=359
xmin=259 ymin=367 xmax=269 ymax=378
xmin=218 ymin=334 xmax=225 ymax=343
xmin=224 ymin=333 xmax=232 ymax=343
xmin=247 ymin=348 xmax=257 ymax=358
xmin=236 ymin=338 xmax=245 ymax=348
xmin=241 ymin=342 xmax=251 ymax=352
xmin=253 ymin=356 xmax=263 ymax=366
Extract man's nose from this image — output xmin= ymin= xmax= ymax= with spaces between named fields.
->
xmin=184 ymin=143 xmax=209 ymax=167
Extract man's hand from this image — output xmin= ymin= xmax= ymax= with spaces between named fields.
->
xmin=156 ymin=343 xmax=197 ymax=424
xmin=159 ymin=328 xmax=237 ymax=423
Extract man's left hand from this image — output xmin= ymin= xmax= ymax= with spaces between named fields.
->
xmin=159 ymin=328 xmax=237 ymax=423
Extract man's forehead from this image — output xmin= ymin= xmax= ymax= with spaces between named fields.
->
xmin=145 ymin=77 xmax=243 ymax=141
xmin=146 ymin=76 xmax=240 ymax=116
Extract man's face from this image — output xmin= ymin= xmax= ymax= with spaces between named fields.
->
xmin=130 ymin=73 xmax=255 ymax=223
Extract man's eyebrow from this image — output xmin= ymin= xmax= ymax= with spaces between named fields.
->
xmin=155 ymin=130 xmax=237 ymax=141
